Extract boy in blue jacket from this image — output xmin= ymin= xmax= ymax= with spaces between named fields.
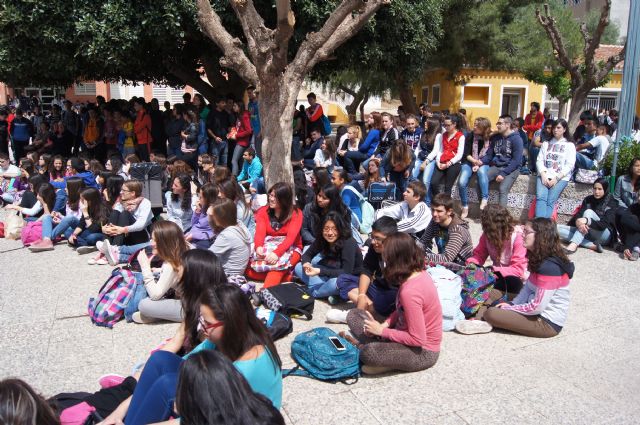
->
xmin=238 ymin=147 xmax=264 ymax=193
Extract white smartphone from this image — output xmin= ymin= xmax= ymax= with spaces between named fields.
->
xmin=328 ymin=336 xmax=346 ymax=351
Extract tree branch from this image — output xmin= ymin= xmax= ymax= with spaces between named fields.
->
xmin=338 ymin=84 xmax=357 ymax=97
xmin=290 ymin=0 xmax=389 ymax=75
xmin=272 ymin=0 xmax=296 ymax=72
xmin=595 ymin=41 xmax=626 ymax=83
xmin=227 ymin=0 xmax=273 ymax=62
xmin=536 ymin=4 xmax=581 ymax=84
xmin=582 ymin=0 xmax=611 ymax=75
xmin=196 ymin=0 xmax=258 ymax=85
xmin=166 ymin=61 xmax=217 ymax=101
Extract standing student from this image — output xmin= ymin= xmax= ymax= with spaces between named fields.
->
xmin=133 ymin=99 xmax=152 ymax=162
xmin=228 ymin=101 xmax=253 ymax=176
xmin=430 ymin=115 xmax=465 ymax=197
xmin=305 ymin=92 xmax=324 ymax=136
xmin=535 ymin=119 xmax=576 ymax=219
xmin=420 ymin=193 xmax=473 ymax=267
xmin=456 ymin=218 xmax=573 ymax=338
xmin=458 ymin=117 xmax=492 ymax=216
xmin=206 ymin=96 xmax=232 ymax=166
xmin=295 ymin=212 xmax=362 ymax=299
xmin=345 ymin=233 xmax=442 ymax=375
xmin=9 ymin=108 xmax=34 ymax=163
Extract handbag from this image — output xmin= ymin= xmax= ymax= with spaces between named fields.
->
xmin=368 ymin=182 xmax=397 ymax=204
xmin=250 ymin=235 xmax=301 ymax=272
xmin=457 ymin=264 xmax=498 ymax=316
xmin=259 ymin=282 xmax=314 ymax=320
xmin=4 ymin=213 xmax=25 ymax=240
xmin=574 ymin=168 xmax=599 ymax=184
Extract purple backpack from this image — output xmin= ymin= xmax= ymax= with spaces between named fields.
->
xmin=88 ymin=268 xmax=137 ymax=328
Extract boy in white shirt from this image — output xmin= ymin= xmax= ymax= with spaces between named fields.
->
xmin=374 ymin=180 xmax=431 ymax=236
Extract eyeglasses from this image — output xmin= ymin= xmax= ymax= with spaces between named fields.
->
xmin=496 ymin=121 xmax=505 ymax=126
xmin=323 ymin=226 xmax=338 ymax=234
xmin=120 ymin=189 xmax=132 ymax=193
xmin=199 ymin=315 xmax=223 ymax=332
xmin=368 ymin=233 xmax=386 ymax=244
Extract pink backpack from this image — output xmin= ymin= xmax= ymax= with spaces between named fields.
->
xmin=88 ymin=268 xmax=137 ymax=328
xmin=21 ymin=221 xmax=43 ymax=246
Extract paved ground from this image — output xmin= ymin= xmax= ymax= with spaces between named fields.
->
xmin=0 ymin=210 xmax=638 ymax=424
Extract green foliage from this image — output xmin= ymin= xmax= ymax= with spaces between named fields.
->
xmin=602 ymin=137 xmax=640 ymax=177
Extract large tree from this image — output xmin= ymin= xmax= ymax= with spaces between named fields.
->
xmin=196 ymin=0 xmax=391 ymax=186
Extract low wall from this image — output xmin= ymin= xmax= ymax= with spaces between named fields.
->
xmin=450 ymin=175 xmax=592 ymax=222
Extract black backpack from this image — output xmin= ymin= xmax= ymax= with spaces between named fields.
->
xmin=258 ymin=282 xmax=314 ymax=320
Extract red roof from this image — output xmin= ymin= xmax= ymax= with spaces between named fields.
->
xmin=595 ymin=45 xmax=624 ymax=70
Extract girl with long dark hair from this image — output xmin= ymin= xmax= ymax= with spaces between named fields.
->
xmin=218 ymin=178 xmax=255 ymax=236
xmin=301 ymin=183 xmax=354 ymax=246
xmin=165 ymin=173 xmax=193 ymax=232
xmin=0 ymin=379 xmax=59 ymax=425
xmin=186 ymin=182 xmax=218 ymax=249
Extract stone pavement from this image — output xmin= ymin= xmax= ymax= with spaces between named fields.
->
xmin=0 ymin=212 xmax=638 ymax=424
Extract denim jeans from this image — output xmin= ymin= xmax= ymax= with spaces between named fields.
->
xmin=53 ymin=189 xmax=67 ymax=214
xmin=125 ymin=350 xmax=181 ymax=425
xmin=74 ymin=230 xmax=104 ymax=247
xmin=210 ymin=139 xmax=228 ymax=165
xmin=457 ymin=163 xmax=489 ymax=207
xmin=41 ymin=214 xmax=79 ymax=239
xmin=557 ymin=209 xmax=611 ymax=248
xmin=167 ymin=145 xmax=182 ymax=159
xmin=343 ymin=150 xmax=368 ymax=174
xmin=575 ymin=152 xmax=595 ymax=170
xmin=124 ymin=272 xmax=148 ymax=322
xmin=117 ymin=241 xmax=152 ymax=263
xmin=483 ymin=166 xmax=519 ymax=207
xmin=231 ymin=144 xmax=247 ymax=176
xmin=294 ymin=262 xmax=339 ymax=298
xmin=412 ymin=159 xmax=436 ymax=205
xmin=250 ymin=177 xmax=266 ymax=194
xmin=529 ymin=146 xmax=540 ymax=172
xmin=535 ymin=178 xmax=568 ymax=218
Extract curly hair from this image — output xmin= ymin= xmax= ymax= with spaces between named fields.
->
xmin=480 ymin=204 xmax=516 ymax=256
xmin=526 ymin=218 xmax=569 ymax=273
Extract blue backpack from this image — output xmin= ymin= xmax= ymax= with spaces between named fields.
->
xmin=283 ymin=327 xmax=360 ymax=384
xmin=321 ymin=115 xmax=332 ymax=136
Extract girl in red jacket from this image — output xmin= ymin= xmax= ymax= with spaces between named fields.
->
xmin=246 ymin=182 xmax=303 ymax=287
xmin=229 ymin=101 xmax=253 ymax=177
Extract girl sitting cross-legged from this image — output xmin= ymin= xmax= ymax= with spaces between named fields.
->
xmin=185 ymin=182 xmax=219 ymax=249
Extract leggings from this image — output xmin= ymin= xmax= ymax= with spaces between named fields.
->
xmin=430 ymin=162 xmax=462 ymax=196
xmin=245 ymin=251 xmax=302 ymax=288
xmin=108 ymin=210 xmax=149 ymax=246
xmin=483 ymin=307 xmax=559 ymax=338
xmin=138 ymin=298 xmax=183 ymax=322
xmin=346 ymin=309 xmax=439 ymax=372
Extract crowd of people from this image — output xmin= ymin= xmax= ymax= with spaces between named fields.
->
xmin=0 ymin=89 xmax=639 ymax=424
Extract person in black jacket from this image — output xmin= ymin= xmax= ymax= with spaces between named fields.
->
xmin=206 ymin=97 xmax=232 ymax=166
xmin=0 ymin=109 xmax=9 ymax=156
xmin=557 ymin=178 xmax=617 ymax=254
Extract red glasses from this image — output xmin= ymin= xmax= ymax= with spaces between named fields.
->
xmin=199 ymin=315 xmax=224 ymax=332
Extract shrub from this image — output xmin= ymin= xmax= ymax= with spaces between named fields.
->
xmin=601 ymin=136 xmax=640 ymax=177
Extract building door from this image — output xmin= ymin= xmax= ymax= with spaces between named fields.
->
xmin=501 ymin=90 xmax=522 ymax=118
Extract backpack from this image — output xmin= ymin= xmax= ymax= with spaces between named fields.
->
xmin=283 ymin=327 xmax=360 ymax=383
xmin=342 ymin=185 xmax=375 ymax=234
xmin=456 ymin=264 xmax=497 ymax=317
xmin=87 ymin=268 xmax=137 ymax=328
xmin=21 ymin=220 xmax=42 ymax=246
xmin=321 ymin=115 xmax=332 ymax=136
xmin=255 ymin=306 xmax=293 ymax=341
xmin=368 ymin=182 xmax=396 ymax=205
xmin=258 ymin=282 xmax=314 ymax=320
xmin=427 ymin=266 xmax=464 ymax=331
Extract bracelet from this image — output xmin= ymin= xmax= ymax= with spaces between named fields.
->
xmin=357 ymin=294 xmax=367 ymax=298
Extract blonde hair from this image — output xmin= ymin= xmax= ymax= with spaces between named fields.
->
xmin=348 ymin=125 xmax=362 ymax=141
xmin=474 ymin=117 xmax=492 ymax=140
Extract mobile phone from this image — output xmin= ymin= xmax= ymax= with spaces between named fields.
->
xmin=328 ymin=336 xmax=346 ymax=351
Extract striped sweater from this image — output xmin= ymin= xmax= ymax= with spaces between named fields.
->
xmin=502 ymin=256 xmax=573 ymax=328
xmin=420 ymin=217 xmax=473 ymax=266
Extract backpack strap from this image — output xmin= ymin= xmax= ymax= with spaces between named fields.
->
xmin=286 ymin=306 xmax=313 ymax=321
xmin=342 ymin=184 xmax=365 ymax=202
xmin=282 ymin=366 xmax=359 ymax=385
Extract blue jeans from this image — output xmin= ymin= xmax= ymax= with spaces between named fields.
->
xmin=210 ymin=139 xmax=228 ymax=165
xmin=117 ymin=241 xmax=152 ymax=263
xmin=41 ymin=214 xmax=79 ymax=240
xmin=412 ymin=159 xmax=436 ymax=205
xmin=529 ymin=146 xmax=540 ymax=172
xmin=557 ymin=209 xmax=611 ymax=248
xmin=126 ymin=350 xmax=181 ymax=425
xmin=167 ymin=145 xmax=182 ymax=159
xmin=575 ymin=152 xmax=595 ymax=170
xmin=250 ymin=177 xmax=266 ymax=194
xmin=53 ymin=189 xmax=67 ymax=214
xmin=73 ymin=230 xmax=104 ymax=247
xmin=294 ymin=262 xmax=339 ymax=298
xmin=535 ymin=178 xmax=568 ymax=218
xmin=125 ymin=272 xmax=148 ymax=322
xmin=457 ymin=163 xmax=489 ymax=207
xmin=231 ymin=144 xmax=247 ymax=176
xmin=336 ymin=274 xmax=398 ymax=317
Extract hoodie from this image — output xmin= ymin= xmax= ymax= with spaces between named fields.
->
xmin=467 ymin=226 xmax=527 ymax=279
xmin=502 ymin=256 xmax=573 ymax=329
xmin=480 ymin=131 xmax=524 ymax=176
xmin=420 ymin=216 xmax=473 ymax=266
xmin=51 ymin=171 xmax=99 ymax=190
xmin=209 ymin=222 xmax=252 ymax=276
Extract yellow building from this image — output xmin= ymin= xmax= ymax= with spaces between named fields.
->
xmin=412 ymin=45 xmax=640 ymax=125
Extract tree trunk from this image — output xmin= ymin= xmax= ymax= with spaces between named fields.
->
xmin=396 ymin=79 xmax=417 ymax=115
xmin=568 ymin=88 xmax=589 ymax=132
xmin=259 ymin=75 xmax=302 ymax=189
xmin=360 ymin=93 xmax=369 ymax=123
xmin=558 ymin=99 xmax=568 ymax=120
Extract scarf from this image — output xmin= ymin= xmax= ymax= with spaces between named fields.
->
xmin=472 ymin=135 xmax=490 ymax=160
xmin=122 ymin=196 xmax=144 ymax=213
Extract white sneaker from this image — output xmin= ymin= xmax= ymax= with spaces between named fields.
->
xmin=103 ymin=240 xmax=120 ymax=266
xmin=326 ymin=309 xmax=349 ymax=324
xmin=461 ymin=206 xmax=469 ymax=219
xmin=132 ymin=312 xmax=156 ymax=324
xmin=96 ymin=241 xmax=105 ymax=254
xmin=479 ymin=199 xmax=488 ymax=210
xmin=455 ymin=320 xmax=493 ymax=335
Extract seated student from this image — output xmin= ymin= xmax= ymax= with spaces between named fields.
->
xmin=63 ymin=188 xmax=110 ymax=253
xmin=477 ymin=114 xmax=524 ymax=207
xmin=344 ymin=233 xmax=442 ymax=375
xmin=328 ymin=217 xmax=399 ymax=323
xmin=0 ymin=379 xmax=59 ymax=425
xmin=374 ymin=180 xmax=431 ymax=237
xmin=458 ymin=117 xmax=492 ymax=217
xmin=430 ymin=115 xmax=465 ymax=197
xmin=558 ymin=178 xmax=617 ymax=254
xmin=208 ymin=199 xmax=252 ymax=277
xmin=302 ymin=129 xmax=324 ymax=169
xmin=6 ymin=179 xmax=55 ymax=221
xmin=575 ymin=115 xmax=610 ymax=171
xmin=105 ymin=155 xmax=128 ymax=180
xmin=1 ymin=157 xmax=30 ymax=205
xmin=101 ymin=284 xmax=283 ymax=425
xmin=353 ymin=158 xmax=382 ymax=200
xmin=295 ymin=212 xmax=362 ymax=300
xmin=400 ymin=114 xmax=423 ymax=151
xmin=369 ymin=112 xmax=399 ymax=174
xmin=413 ymin=118 xmax=442 ymax=206
xmin=301 ymin=183 xmax=355 ymax=246
xmin=530 ymin=120 xmax=553 ymax=173
xmin=245 ymin=182 xmax=303 ymax=287
xmin=173 ymin=351 xmax=284 ymax=425
xmin=103 ymin=174 xmax=125 ymax=209
xmin=313 ymin=138 xmax=335 ymax=170
xmin=97 ymin=180 xmax=153 ymax=266
xmin=0 ymin=152 xmax=21 ymax=178
xmin=237 ymin=147 xmax=263 ymax=193
xmin=382 ymin=139 xmax=415 ymax=200
xmin=456 ymin=218 xmax=573 ymax=338
xmin=336 ymin=125 xmax=362 ymax=169
xmin=467 ymin=204 xmax=527 ymax=296
xmin=132 ymin=221 xmax=190 ymax=324
xmin=186 ymin=182 xmax=218 ymax=249
xmin=196 ymin=153 xmax=215 ymax=186
xmin=218 ymin=178 xmax=255 ymax=237
xmin=420 ymin=193 xmax=473 ymax=268
xmin=165 ymin=173 xmax=193 ymax=232
xmin=28 ymin=176 xmax=85 ymax=252
xmin=51 ymin=157 xmax=98 ymax=190
xmin=332 ymin=168 xmax=362 ymax=224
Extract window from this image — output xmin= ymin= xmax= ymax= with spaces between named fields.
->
xmin=431 ymin=84 xmax=440 ymax=106
xmin=461 ymin=85 xmax=491 ymax=108
xmin=421 ymin=87 xmax=429 ymax=104
xmin=74 ymin=82 xmax=96 ymax=96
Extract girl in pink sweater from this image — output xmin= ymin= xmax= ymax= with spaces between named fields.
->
xmin=345 ymin=233 xmax=442 ymax=375
xmin=466 ymin=204 xmax=528 ymax=297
